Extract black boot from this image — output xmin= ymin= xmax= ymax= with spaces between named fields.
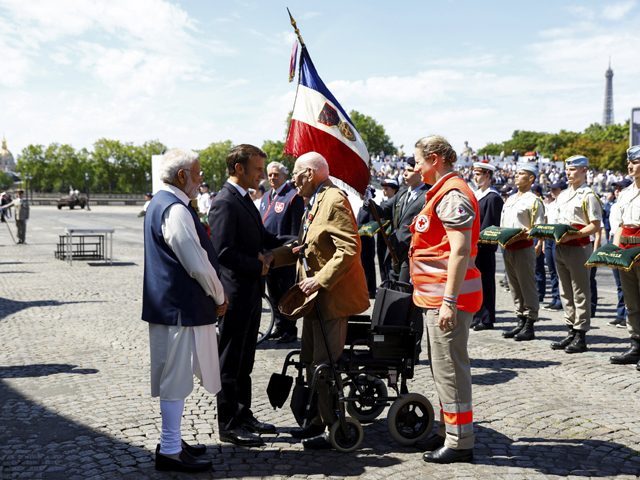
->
xmin=503 ymin=317 xmax=526 ymax=339
xmin=551 ymin=327 xmax=576 ymax=350
xmin=514 ymin=317 xmax=535 ymax=341
xmin=610 ymin=339 xmax=640 ymax=364
xmin=565 ymin=330 xmax=587 ymax=353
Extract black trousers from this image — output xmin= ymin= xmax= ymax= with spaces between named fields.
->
xmin=361 ymin=236 xmax=376 ymax=297
xmin=474 ymin=246 xmax=496 ymax=325
xmin=266 ymin=265 xmax=297 ymax=336
xmin=216 ymin=280 xmax=262 ymax=431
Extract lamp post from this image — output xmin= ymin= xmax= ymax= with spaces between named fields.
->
xmin=26 ymin=174 xmax=32 ymax=203
xmin=145 ymin=172 xmax=150 ymax=194
xmin=212 ymin=174 xmax=217 ymax=193
xmin=132 ymin=173 xmax=136 ymax=194
xmin=85 ymin=172 xmax=91 ymax=211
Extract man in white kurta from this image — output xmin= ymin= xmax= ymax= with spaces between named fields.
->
xmin=142 ymin=148 xmax=228 ymax=473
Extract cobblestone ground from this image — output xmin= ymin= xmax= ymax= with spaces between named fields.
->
xmin=0 ymin=206 xmax=639 ymax=480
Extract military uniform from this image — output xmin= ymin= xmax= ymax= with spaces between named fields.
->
xmin=499 ymin=166 xmax=545 ymax=341
xmin=610 ymin=146 xmax=640 ymax=368
xmin=553 ymin=155 xmax=603 ymax=353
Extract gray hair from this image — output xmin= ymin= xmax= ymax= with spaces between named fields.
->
xmin=159 ymin=148 xmax=199 ymax=184
xmin=296 ymin=152 xmax=329 ymax=179
xmin=267 ymin=161 xmax=287 ymax=175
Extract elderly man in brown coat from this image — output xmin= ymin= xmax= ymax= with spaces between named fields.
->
xmin=270 ymin=151 xmax=370 ymax=449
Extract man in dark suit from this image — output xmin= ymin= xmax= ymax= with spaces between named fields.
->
xmin=209 ymin=144 xmax=283 ymax=447
xmin=374 ymin=157 xmax=430 ymax=290
xmin=376 ymin=179 xmax=400 ymax=283
xmin=471 ymin=161 xmax=504 ymax=330
xmin=260 ymin=161 xmax=305 ymax=344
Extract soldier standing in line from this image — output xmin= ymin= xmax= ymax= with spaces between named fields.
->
xmin=500 ymin=164 xmax=545 ymax=341
xmin=551 ymin=155 xmax=603 ymax=354
xmin=610 ymin=146 xmax=640 ymax=369
xmin=471 ymin=161 xmax=503 ymax=331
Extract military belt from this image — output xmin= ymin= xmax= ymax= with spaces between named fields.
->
xmin=620 ymin=236 xmax=640 ymax=245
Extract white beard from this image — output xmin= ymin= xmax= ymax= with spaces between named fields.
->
xmin=185 ymin=175 xmax=199 ymax=200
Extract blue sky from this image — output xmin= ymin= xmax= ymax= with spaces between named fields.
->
xmin=1 ymin=0 xmax=639 ymax=159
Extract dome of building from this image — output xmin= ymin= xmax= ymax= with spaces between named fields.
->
xmin=0 ymin=138 xmax=16 ymax=173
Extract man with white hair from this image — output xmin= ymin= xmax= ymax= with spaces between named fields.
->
xmin=270 ymin=152 xmax=370 ymax=449
xmin=260 ymin=161 xmax=305 ymax=343
xmin=142 ymin=148 xmax=228 ymax=473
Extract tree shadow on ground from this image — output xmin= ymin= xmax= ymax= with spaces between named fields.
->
xmin=87 ymin=262 xmax=138 ymax=267
xmin=0 ymin=297 xmax=102 ymax=322
xmin=470 ymin=358 xmax=561 ymax=386
xmin=0 ymin=364 xmax=99 ymax=378
xmin=471 ymin=422 xmax=640 ymax=477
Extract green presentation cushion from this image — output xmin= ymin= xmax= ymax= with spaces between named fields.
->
xmin=479 ymin=226 xmax=527 ymax=248
xmin=586 ymin=244 xmax=640 ymax=271
xmin=359 ymin=219 xmax=390 ymax=237
xmin=528 ymin=224 xmax=581 ymax=243
xmin=198 ymin=213 xmax=209 ymax=226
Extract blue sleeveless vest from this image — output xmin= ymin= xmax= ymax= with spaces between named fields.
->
xmin=142 ymin=189 xmax=221 ymax=326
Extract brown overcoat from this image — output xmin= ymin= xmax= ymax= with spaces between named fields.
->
xmin=272 ymin=179 xmax=370 ymax=321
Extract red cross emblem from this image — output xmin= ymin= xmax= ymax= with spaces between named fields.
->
xmin=274 ymin=201 xmax=285 ymax=213
xmin=415 ymin=215 xmax=429 ymax=232
xmin=456 ymin=206 xmax=466 ymax=215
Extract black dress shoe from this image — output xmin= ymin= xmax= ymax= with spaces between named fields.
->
xmin=155 ymin=445 xmax=212 ymax=473
xmin=473 ymin=322 xmax=493 ymax=331
xmin=181 ymin=439 xmax=206 ymax=457
xmin=423 ymin=446 xmax=473 ymax=464
xmin=302 ymin=432 xmax=332 ymax=450
xmin=277 ymin=332 xmax=297 ymax=344
xmin=470 ymin=318 xmax=481 ymax=328
xmin=219 ymin=427 xmax=264 ymax=446
xmin=291 ymin=423 xmax=326 ymax=439
xmin=608 ymin=317 xmax=625 ymax=326
xmin=242 ymin=416 xmax=277 ymax=434
xmin=419 ymin=434 xmax=445 ymax=451
xmin=268 ymin=329 xmax=284 ymax=339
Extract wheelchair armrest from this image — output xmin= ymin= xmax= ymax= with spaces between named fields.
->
xmin=371 ymin=325 xmax=412 ymax=334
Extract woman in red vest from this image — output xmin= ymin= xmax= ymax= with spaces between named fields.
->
xmin=409 ymin=135 xmax=482 ymax=465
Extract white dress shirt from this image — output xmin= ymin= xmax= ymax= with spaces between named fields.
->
xmin=197 ymin=191 xmax=212 ymax=213
xmin=160 ymin=183 xmax=224 ymax=305
xmin=618 ymin=182 xmax=640 ymax=227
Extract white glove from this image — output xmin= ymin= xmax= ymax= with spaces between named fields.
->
xmin=363 ymin=186 xmax=373 ymax=208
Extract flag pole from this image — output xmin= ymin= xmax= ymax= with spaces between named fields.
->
xmin=287 ymin=8 xmax=305 ymax=48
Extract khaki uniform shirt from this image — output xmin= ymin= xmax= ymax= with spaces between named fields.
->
xmin=500 ymin=191 xmax=545 ymax=229
xmin=618 ymin=183 xmax=640 ymax=227
xmin=556 ymin=183 xmax=603 ymax=226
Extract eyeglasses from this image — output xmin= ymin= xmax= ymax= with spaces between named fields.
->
xmin=292 ymin=167 xmax=309 ymax=179
xmin=182 ymin=169 xmax=203 ymax=177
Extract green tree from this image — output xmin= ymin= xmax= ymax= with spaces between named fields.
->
xmin=262 ymin=140 xmax=295 ymax=174
xmin=0 ymin=171 xmax=13 ymax=190
xmin=198 ymin=140 xmax=233 ymax=192
xmin=349 ymin=110 xmax=396 ymax=155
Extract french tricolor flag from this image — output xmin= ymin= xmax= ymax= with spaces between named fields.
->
xmin=285 ymin=46 xmax=370 ymax=195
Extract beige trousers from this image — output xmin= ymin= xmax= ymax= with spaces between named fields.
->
xmin=619 ymin=267 xmax=640 ymax=340
xmin=555 ymin=244 xmax=592 ymax=331
xmin=426 ymin=309 xmax=474 ymax=450
xmin=300 ymin=315 xmax=348 ymax=427
xmin=504 ymin=246 xmax=539 ymax=320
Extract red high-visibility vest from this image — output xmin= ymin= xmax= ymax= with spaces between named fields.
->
xmin=409 ymin=172 xmax=482 ymax=312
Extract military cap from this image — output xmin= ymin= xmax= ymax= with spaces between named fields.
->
xmin=199 ymin=182 xmax=210 ymax=188
xmin=565 ymin=155 xmax=589 ymax=167
xmin=473 ymin=160 xmax=496 ymax=172
xmin=406 ymin=156 xmax=416 ymax=167
xmin=627 ymin=145 xmax=640 ymax=162
xmin=549 ymin=179 xmax=567 ymax=190
xmin=516 ymin=162 xmax=538 ymax=177
xmin=381 ymin=178 xmax=400 ymax=189
xmin=613 ymin=178 xmax=632 ymax=188
xmin=531 ymin=183 xmax=542 ymax=195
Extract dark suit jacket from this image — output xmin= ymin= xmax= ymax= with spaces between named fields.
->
xmin=209 ymin=182 xmax=282 ymax=310
xmin=375 ymin=184 xmax=430 ymax=263
xmin=477 ymin=189 xmax=504 ymax=253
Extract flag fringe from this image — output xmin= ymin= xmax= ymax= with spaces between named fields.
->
xmin=330 ymin=176 xmax=363 ymax=198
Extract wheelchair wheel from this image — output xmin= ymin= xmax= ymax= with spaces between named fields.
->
xmin=387 ymin=393 xmax=434 ymax=446
xmin=346 ymin=378 xmax=388 ymax=423
xmin=329 ymin=417 xmax=364 ymax=453
xmin=257 ymin=295 xmax=275 ymax=345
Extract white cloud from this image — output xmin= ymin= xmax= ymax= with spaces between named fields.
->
xmin=602 ymin=0 xmax=636 ymax=20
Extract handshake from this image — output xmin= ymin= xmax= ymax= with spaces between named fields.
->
xmin=258 ymin=251 xmax=275 ymax=275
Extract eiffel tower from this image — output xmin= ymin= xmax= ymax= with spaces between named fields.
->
xmin=602 ymin=59 xmax=614 ymax=126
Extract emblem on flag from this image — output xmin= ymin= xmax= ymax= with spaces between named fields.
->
xmin=317 ymin=103 xmax=356 ymax=141
xmin=275 ymin=201 xmax=285 ymax=213
xmin=415 ymin=215 xmax=429 ymax=232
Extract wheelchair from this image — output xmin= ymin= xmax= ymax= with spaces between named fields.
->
xmin=267 ymin=280 xmax=434 ymax=452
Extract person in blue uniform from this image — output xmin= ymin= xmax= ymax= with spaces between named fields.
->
xmin=471 ymin=161 xmax=503 ymax=330
xmin=260 ymin=161 xmax=305 ymax=343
